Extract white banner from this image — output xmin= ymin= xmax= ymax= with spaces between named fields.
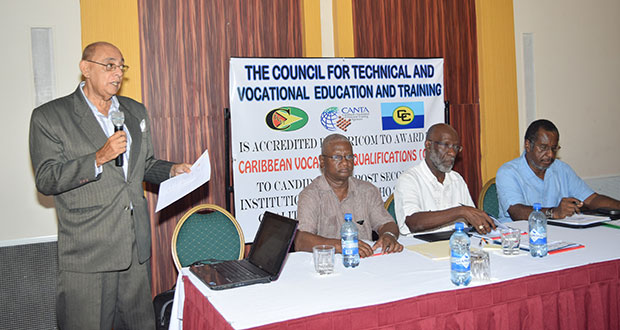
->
xmin=230 ymin=58 xmax=444 ymax=240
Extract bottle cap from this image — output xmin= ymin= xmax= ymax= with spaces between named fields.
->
xmin=533 ymin=203 xmax=542 ymax=211
xmin=344 ymin=213 xmax=353 ymax=221
xmin=455 ymin=222 xmax=464 ymax=230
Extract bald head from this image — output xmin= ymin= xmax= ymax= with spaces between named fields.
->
xmin=426 ymin=123 xmax=459 ymax=143
xmin=81 ymin=41 xmax=120 ymax=61
xmin=321 ymin=133 xmax=351 ymax=155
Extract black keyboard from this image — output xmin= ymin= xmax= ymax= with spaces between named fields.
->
xmin=215 ymin=261 xmax=263 ymax=282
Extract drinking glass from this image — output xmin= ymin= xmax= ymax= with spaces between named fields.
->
xmin=500 ymin=227 xmax=521 ymax=255
xmin=313 ymin=245 xmax=335 ymax=275
xmin=470 ymin=248 xmax=490 ymax=282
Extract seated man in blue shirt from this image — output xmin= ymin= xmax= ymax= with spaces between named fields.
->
xmin=496 ymin=119 xmax=620 ymax=220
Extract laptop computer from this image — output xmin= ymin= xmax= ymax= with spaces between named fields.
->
xmin=189 ymin=211 xmax=298 ymax=290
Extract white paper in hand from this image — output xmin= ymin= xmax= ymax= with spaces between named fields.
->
xmin=155 ymin=149 xmax=211 ymax=212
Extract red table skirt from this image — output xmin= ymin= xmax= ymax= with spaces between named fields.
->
xmin=183 ymin=259 xmax=620 ymax=330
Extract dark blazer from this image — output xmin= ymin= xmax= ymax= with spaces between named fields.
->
xmin=29 ymin=86 xmax=173 ymax=272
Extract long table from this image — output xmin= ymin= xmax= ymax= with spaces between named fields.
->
xmin=170 ymin=221 xmax=620 ymax=329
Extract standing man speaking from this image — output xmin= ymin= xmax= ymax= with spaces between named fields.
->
xmin=29 ymin=42 xmax=190 ymax=329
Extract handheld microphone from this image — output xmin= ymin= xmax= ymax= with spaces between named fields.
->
xmin=110 ymin=111 xmax=125 ymax=167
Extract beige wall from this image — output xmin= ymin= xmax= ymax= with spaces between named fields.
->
xmin=476 ymin=0 xmax=520 ymax=184
xmin=513 ymin=0 xmax=620 ymax=179
xmin=0 ymin=1 xmax=82 ymax=241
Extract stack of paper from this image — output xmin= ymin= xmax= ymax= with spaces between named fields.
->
xmin=603 ymin=219 xmax=620 ymax=229
xmin=406 ymin=241 xmax=450 ymax=260
xmin=517 ymin=236 xmax=584 ymax=254
xmin=548 ymin=214 xmax=610 ymax=227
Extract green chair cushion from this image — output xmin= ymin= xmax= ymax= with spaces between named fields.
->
xmin=482 ymin=183 xmax=499 ymax=219
xmin=176 ymin=211 xmax=241 ymax=267
xmin=386 ymin=199 xmax=397 ymax=223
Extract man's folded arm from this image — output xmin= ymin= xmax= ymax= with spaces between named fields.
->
xmin=294 ymin=231 xmax=342 ymax=254
xmin=405 ymin=206 xmax=495 ymax=234
xmin=584 ymin=193 xmax=620 ymax=210
xmin=507 ymin=204 xmax=538 ymax=220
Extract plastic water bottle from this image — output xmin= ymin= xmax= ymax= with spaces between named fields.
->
xmin=528 ymin=203 xmax=548 ymax=257
xmin=450 ymin=222 xmax=471 ymax=286
xmin=341 ymin=213 xmax=360 ymax=268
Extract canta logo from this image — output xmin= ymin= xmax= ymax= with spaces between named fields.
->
xmin=320 ymin=107 xmax=350 ymax=131
xmin=320 ymin=106 xmax=369 ymax=132
xmin=265 ymin=107 xmax=308 ymax=131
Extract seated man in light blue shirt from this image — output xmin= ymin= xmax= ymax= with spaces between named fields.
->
xmin=496 ymin=119 xmax=620 ymax=220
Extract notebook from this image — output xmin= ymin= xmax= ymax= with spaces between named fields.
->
xmin=413 ymin=227 xmax=471 ymax=242
xmin=547 ymin=213 xmax=610 ymax=228
xmin=189 ymin=211 xmax=298 ymax=290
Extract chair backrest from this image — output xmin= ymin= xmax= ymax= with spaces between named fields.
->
xmin=171 ymin=204 xmax=245 ymax=271
xmin=384 ymin=193 xmax=397 ymax=223
xmin=478 ymin=178 xmax=499 ymax=219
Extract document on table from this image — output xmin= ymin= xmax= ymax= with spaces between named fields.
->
xmin=472 ymin=212 xmax=510 ymax=239
xmin=155 ymin=149 xmax=211 ymax=212
xmin=471 ymin=216 xmax=518 ymax=241
xmin=516 ymin=236 xmax=584 ymax=254
xmin=406 ymin=241 xmax=450 ymax=260
xmin=603 ymin=219 xmax=620 ymax=229
xmin=548 ymin=214 xmax=610 ymax=227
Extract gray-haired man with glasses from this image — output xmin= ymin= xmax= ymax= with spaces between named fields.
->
xmin=394 ymin=123 xmax=495 ymax=235
xmin=29 ymin=41 xmax=191 ymax=330
xmin=496 ymin=119 xmax=620 ymax=220
xmin=295 ymin=133 xmax=403 ymax=257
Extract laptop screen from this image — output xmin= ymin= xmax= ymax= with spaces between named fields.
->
xmin=248 ymin=212 xmax=298 ymax=276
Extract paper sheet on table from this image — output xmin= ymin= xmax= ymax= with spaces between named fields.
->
xmin=406 ymin=241 xmax=450 ymax=260
xmin=516 ymin=236 xmax=584 ymax=253
xmin=548 ymin=214 xmax=610 ymax=226
xmin=472 ymin=227 xmax=525 ymax=241
xmin=155 ymin=149 xmax=211 ymax=212
xmin=604 ymin=219 xmax=620 ymax=229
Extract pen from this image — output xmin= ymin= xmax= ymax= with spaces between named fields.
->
xmin=548 ymin=245 xmax=584 ymax=255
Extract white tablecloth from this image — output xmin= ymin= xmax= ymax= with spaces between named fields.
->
xmin=170 ymin=221 xmax=620 ymax=329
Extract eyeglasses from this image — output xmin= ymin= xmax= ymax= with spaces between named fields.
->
xmin=532 ymin=142 xmax=561 ymax=153
xmin=322 ymin=154 xmax=355 ymax=162
xmin=85 ymin=59 xmax=129 ymax=73
xmin=428 ymin=140 xmax=463 ymax=153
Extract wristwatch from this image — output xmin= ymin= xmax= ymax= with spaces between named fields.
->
xmin=545 ymin=207 xmax=554 ymax=219
xmin=382 ymin=231 xmax=397 ymax=240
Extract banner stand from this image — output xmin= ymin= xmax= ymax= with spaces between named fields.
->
xmin=229 ymin=57 xmax=445 ymax=240
xmin=224 ymin=107 xmax=235 ymax=213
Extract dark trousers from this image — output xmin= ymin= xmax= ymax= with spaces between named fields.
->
xmin=56 ymin=242 xmax=155 ymax=330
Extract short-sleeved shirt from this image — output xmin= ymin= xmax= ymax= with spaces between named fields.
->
xmin=296 ymin=175 xmax=393 ymax=240
xmin=496 ymin=152 xmax=595 ymax=219
xmin=394 ymin=160 xmax=474 ymax=235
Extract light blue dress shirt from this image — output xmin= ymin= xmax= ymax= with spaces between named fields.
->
xmin=79 ymin=81 xmax=132 ymax=180
xmin=496 ymin=152 xmax=594 ymax=220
